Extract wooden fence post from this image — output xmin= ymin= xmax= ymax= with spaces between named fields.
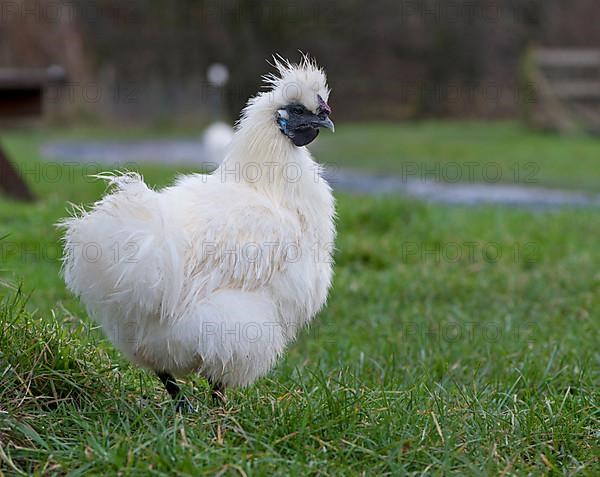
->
xmin=0 ymin=143 xmax=35 ymax=202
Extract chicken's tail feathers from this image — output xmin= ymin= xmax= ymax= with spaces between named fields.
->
xmin=89 ymin=171 xmax=147 ymax=191
xmin=57 ymin=170 xmax=186 ymax=322
xmin=55 ymin=171 xmax=148 ymax=233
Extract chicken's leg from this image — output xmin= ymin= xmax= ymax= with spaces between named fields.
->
xmin=210 ymin=380 xmax=227 ymax=405
xmin=156 ymin=372 xmax=194 ymax=413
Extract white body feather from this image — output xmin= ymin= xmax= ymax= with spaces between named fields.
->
xmin=60 ymin=59 xmax=336 ymax=388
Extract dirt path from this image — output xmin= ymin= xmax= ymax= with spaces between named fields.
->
xmin=332 ymin=170 xmax=600 ymax=208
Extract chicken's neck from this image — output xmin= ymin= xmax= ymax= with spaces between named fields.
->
xmin=220 ymin=110 xmax=324 ymax=205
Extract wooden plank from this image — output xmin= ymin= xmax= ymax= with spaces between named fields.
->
xmin=551 ymin=81 xmax=600 ymax=100
xmin=0 ymin=67 xmax=65 ymax=202
xmin=534 ymin=49 xmax=600 ymax=68
xmin=0 ymin=66 xmax=65 ymax=89
xmin=0 ymin=144 xmax=35 ymax=202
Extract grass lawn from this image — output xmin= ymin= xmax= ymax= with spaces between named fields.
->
xmin=315 ymin=121 xmax=600 ymax=193
xmin=0 ymin=126 xmax=599 ymax=475
xmin=5 ymin=120 xmax=600 ymax=193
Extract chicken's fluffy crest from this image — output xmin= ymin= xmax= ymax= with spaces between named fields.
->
xmin=264 ymin=54 xmax=330 ymax=107
xmin=240 ymin=54 xmax=331 ymax=122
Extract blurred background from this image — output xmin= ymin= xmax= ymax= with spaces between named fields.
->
xmin=2 ymin=0 xmax=600 ymax=199
xmin=2 ymin=0 xmax=600 ymax=123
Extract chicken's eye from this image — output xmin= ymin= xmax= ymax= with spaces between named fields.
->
xmin=291 ymin=106 xmax=304 ymax=115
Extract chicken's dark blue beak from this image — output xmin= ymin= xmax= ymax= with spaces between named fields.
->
xmin=312 ymin=116 xmax=335 ymax=133
xmin=277 ymin=101 xmax=335 ymax=147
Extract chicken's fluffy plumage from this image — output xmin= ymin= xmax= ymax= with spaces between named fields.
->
xmin=60 ymin=57 xmax=336 ymax=388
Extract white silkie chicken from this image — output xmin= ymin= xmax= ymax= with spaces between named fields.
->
xmin=60 ymin=56 xmax=336 ymax=409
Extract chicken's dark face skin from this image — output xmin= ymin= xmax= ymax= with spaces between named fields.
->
xmin=276 ymin=98 xmax=335 ymax=147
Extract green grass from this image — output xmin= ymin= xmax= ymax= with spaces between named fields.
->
xmin=6 ymin=120 xmax=600 ymax=193
xmin=1 ymin=126 xmax=599 ymax=475
xmin=315 ymin=121 xmax=600 ymax=192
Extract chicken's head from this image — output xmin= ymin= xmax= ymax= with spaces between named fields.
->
xmin=268 ymin=55 xmax=334 ymax=147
